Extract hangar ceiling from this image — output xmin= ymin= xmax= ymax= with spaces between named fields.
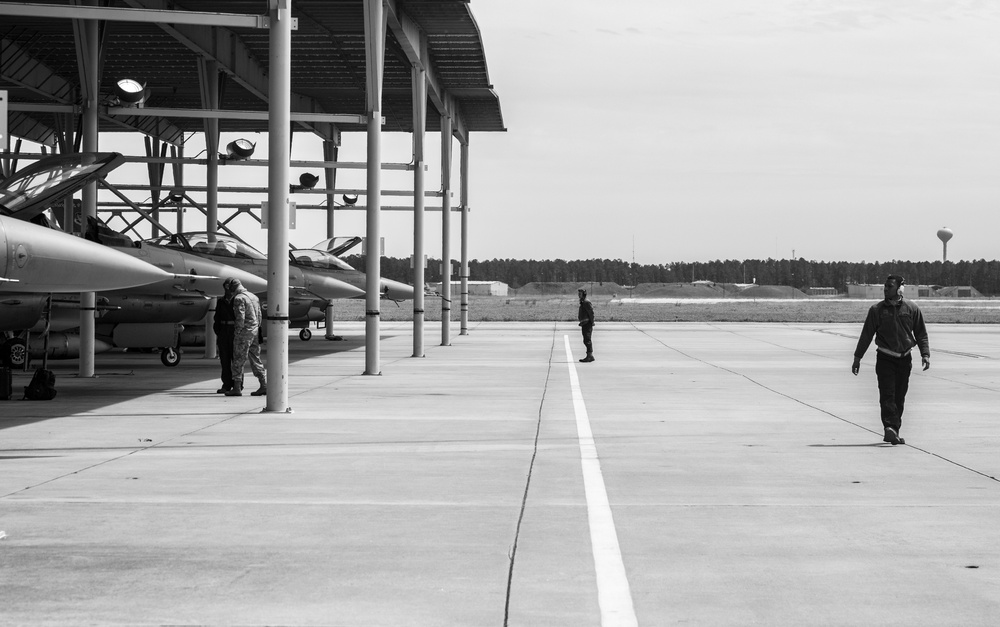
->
xmin=0 ymin=0 xmax=506 ymax=149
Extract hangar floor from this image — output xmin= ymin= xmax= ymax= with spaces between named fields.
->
xmin=2 ymin=322 xmax=999 ymax=626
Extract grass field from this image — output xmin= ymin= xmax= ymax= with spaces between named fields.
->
xmin=328 ymin=296 xmax=1000 ymax=324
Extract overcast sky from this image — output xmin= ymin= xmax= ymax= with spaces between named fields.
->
xmin=105 ymin=0 xmax=1000 ymax=266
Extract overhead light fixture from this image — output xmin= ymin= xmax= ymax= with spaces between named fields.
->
xmin=221 ymin=139 xmax=255 ymax=162
xmin=290 ymin=172 xmax=319 ymax=192
xmin=342 ymin=194 xmax=358 ymax=206
xmin=114 ymin=78 xmax=147 ymax=107
xmin=167 ymin=188 xmax=185 ymax=203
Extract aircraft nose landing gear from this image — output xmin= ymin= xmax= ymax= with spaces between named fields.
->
xmin=160 ymin=346 xmax=181 ymax=367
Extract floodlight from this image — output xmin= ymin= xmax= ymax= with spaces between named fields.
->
xmin=342 ymin=194 xmax=358 ymax=206
xmin=223 ymin=139 xmax=256 ymax=161
xmin=114 ymin=78 xmax=146 ymax=106
xmin=290 ymin=172 xmax=319 ymax=192
xmin=167 ymin=188 xmax=185 ymax=203
xmin=299 ymin=173 xmax=319 ymax=189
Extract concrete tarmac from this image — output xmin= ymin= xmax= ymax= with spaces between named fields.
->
xmin=1 ymin=322 xmax=998 ymax=626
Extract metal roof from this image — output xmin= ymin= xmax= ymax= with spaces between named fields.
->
xmin=1 ymin=0 xmax=505 ymax=147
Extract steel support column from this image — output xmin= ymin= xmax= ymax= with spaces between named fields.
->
xmin=440 ymin=113 xmax=452 ymax=346
xmin=459 ymin=140 xmax=469 ymax=335
xmin=363 ymin=0 xmax=385 ymax=375
xmin=170 ymin=145 xmax=184 ymax=232
xmin=323 ymin=139 xmax=341 ymax=340
xmin=77 ymin=12 xmax=99 ymax=378
xmin=411 ymin=65 xmax=426 ymax=357
xmin=200 ymin=59 xmax=221 ymax=360
xmin=264 ymin=0 xmax=292 ymax=411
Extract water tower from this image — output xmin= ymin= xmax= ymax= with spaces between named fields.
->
xmin=937 ymin=227 xmax=953 ymax=262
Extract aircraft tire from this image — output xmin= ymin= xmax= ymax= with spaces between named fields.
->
xmin=299 ymin=328 xmax=312 ymax=341
xmin=2 ymin=338 xmax=28 ymax=368
xmin=160 ymin=347 xmax=181 ymax=367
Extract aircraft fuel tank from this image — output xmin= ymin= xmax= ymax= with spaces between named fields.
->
xmin=28 ymin=333 xmax=114 ymax=359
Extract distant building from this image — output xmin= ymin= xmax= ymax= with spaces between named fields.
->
xmin=430 ymin=280 xmax=509 ymax=296
xmin=807 ymin=287 xmax=838 ymax=297
xmin=846 ymin=284 xmax=981 ymax=299
xmin=935 ymin=286 xmax=983 ymax=298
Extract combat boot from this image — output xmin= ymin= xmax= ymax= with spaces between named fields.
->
xmin=225 ymin=380 xmax=243 ymax=396
xmin=250 ymin=378 xmax=267 ymax=396
xmin=579 ymin=353 xmax=595 ymax=363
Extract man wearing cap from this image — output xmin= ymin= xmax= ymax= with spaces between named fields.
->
xmin=852 ymin=275 xmax=930 ymax=445
xmin=578 ymin=288 xmax=595 ymax=363
xmin=213 ymin=281 xmax=237 ymax=394
xmin=224 ymin=278 xmax=267 ymax=397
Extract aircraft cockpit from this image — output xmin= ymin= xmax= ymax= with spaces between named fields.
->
xmin=144 ymin=232 xmax=266 ymax=260
xmin=291 ymin=249 xmax=355 ymax=271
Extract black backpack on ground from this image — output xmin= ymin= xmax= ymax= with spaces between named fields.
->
xmin=23 ymin=368 xmax=57 ymax=401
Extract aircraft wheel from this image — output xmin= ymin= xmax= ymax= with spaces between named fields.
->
xmin=299 ymin=328 xmax=312 ymax=341
xmin=160 ymin=347 xmax=181 ymax=367
xmin=2 ymin=338 xmax=28 ymax=368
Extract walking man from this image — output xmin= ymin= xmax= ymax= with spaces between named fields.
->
xmin=578 ymin=288 xmax=595 ymax=363
xmin=213 ymin=288 xmax=236 ymax=394
xmin=225 ymin=278 xmax=267 ymax=397
xmin=852 ymin=275 xmax=930 ymax=445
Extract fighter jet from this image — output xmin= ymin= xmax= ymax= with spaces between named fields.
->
xmin=0 ymin=152 xmax=224 ymax=367
xmin=77 ymin=219 xmax=269 ymax=365
xmin=290 ymin=247 xmax=414 ymax=301
xmin=0 ymin=152 xmax=184 ymax=293
xmin=142 ymin=232 xmax=368 ymax=342
xmin=143 ymin=231 xmax=365 ymax=303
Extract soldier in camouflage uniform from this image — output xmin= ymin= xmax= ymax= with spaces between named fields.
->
xmin=224 ymin=278 xmax=266 ymax=397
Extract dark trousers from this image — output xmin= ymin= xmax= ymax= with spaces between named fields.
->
xmin=581 ymin=324 xmax=594 ymax=355
xmin=875 ymin=352 xmax=911 ymax=433
xmin=217 ymin=330 xmax=234 ymax=389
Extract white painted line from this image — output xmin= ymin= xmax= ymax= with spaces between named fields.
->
xmin=565 ymin=335 xmax=638 ymax=627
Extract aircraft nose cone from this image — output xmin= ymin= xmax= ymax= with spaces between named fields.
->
xmin=1 ymin=218 xmax=172 ymax=293
xmin=381 ymin=278 xmax=414 ymax=300
xmin=184 ymin=257 xmax=268 ymax=296
xmin=306 ymin=273 xmax=365 ymax=300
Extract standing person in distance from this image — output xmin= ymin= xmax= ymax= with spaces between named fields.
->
xmin=578 ymin=288 xmax=595 ymax=363
xmin=213 ymin=283 xmax=237 ymax=394
xmin=225 ymin=278 xmax=267 ymax=397
xmin=852 ymin=275 xmax=930 ymax=445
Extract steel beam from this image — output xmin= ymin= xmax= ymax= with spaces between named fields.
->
xmin=105 ymin=107 xmax=366 ymax=125
xmin=0 ymin=3 xmax=277 ymax=29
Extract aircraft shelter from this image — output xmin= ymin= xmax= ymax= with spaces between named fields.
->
xmin=0 ymin=0 xmax=506 ymax=411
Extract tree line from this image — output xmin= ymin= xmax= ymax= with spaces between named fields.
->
xmin=342 ymin=256 xmax=1000 ymax=296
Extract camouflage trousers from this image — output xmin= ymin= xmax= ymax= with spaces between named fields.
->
xmin=231 ymin=328 xmax=265 ymax=386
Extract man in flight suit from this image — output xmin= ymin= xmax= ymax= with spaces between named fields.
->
xmin=213 ymin=287 xmax=236 ymax=394
xmin=224 ymin=278 xmax=267 ymax=397
xmin=578 ymin=288 xmax=595 ymax=363
xmin=852 ymin=275 xmax=930 ymax=445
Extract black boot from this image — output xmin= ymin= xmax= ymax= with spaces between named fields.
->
xmin=225 ymin=380 xmax=243 ymax=396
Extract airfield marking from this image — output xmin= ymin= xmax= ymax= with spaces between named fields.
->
xmin=564 ymin=335 xmax=639 ymax=627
